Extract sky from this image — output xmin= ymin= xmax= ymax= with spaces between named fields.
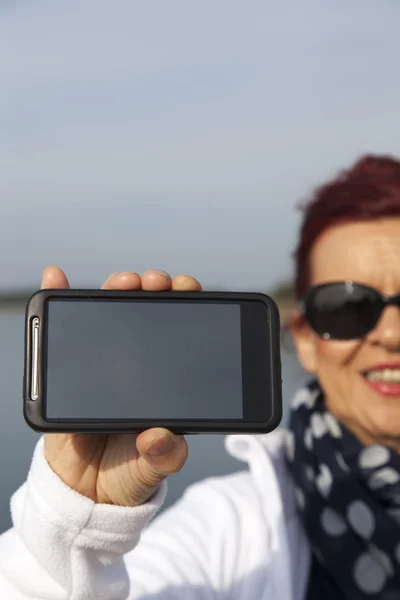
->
xmin=1 ymin=0 xmax=400 ymax=292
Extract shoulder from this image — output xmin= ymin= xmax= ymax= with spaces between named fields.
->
xmin=170 ymin=428 xmax=297 ymax=527
xmin=224 ymin=428 xmax=298 ymax=517
xmin=139 ymin=430 xmax=309 ymax=597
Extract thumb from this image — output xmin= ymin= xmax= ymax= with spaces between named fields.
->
xmin=136 ymin=429 xmax=188 ymax=485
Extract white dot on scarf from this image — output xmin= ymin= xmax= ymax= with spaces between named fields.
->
xmin=359 ymin=446 xmax=390 ymax=470
xmin=310 ymin=413 xmax=327 ymax=438
xmin=285 ymin=431 xmax=295 ymax=462
xmin=321 ymin=507 xmax=348 ymax=536
xmin=304 ymin=428 xmax=313 ymax=450
xmin=347 ymin=500 xmax=375 ymax=539
xmin=295 ymin=487 xmax=305 ymax=510
xmin=353 ymin=552 xmax=387 ymax=593
xmin=368 ymin=468 xmax=400 ymax=490
xmin=335 ymin=452 xmax=350 ymax=472
xmin=324 ymin=412 xmax=342 ymax=438
xmin=291 ymin=388 xmax=310 ymax=409
xmin=305 ymin=389 xmax=320 ymax=408
xmin=370 ymin=545 xmax=394 ymax=576
xmin=292 ymin=387 xmax=320 ymax=409
xmin=315 ymin=464 xmax=333 ymax=498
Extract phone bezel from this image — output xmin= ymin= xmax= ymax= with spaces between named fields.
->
xmin=23 ymin=289 xmax=282 ymax=434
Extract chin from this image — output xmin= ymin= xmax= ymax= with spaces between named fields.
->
xmin=350 ymin=378 xmax=400 ymax=440
xmin=361 ymin=405 xmax=400 ymax=445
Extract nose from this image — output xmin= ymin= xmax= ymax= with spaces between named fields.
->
xmin=366 ymin=305 xmax=400 ymax=351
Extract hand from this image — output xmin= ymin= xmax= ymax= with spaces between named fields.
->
xmin=42 ymin=266 xmax=201 ymax=507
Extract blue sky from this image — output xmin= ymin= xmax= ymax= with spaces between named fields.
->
xmin=1 ymin=0 xmax=400 ymax=291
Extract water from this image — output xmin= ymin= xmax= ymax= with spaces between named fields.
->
xmin=0 ymin=313 xmax=306 ymax=533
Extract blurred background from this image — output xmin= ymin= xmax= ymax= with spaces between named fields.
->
xmin=1 ymin=0 xmax=400 ymax=531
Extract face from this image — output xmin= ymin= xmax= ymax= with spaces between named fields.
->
xmin=291 ymin=218 xmax=400 ymax=450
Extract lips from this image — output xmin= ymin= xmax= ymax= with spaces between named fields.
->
xmin=362 ymin=362 xmax=400 ymax=397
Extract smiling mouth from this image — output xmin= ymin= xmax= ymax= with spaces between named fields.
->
xmin=364 ymin=369 xmax=400 ymax=383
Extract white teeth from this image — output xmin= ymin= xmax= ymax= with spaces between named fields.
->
xmin=366 ymin=369 xmax=400 ymax=383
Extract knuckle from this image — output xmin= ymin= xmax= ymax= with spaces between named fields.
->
xmin=135 ymin=457 xmax=165 ymax=488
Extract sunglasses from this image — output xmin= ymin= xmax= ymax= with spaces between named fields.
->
xmin=298 ymin=281 xmax=400 ymax=340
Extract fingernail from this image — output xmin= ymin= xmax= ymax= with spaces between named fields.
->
xmin=152 ymin=270 xmax=171 ymax=280
xmin=146 ymin=436 xmax=175 ymax=457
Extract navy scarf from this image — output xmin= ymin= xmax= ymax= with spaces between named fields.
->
xmin=286 ymin=380 xmax=400 ymax=599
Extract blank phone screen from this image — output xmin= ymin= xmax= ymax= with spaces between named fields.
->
xmin=45 ymin=300 xmax=243 ymax=420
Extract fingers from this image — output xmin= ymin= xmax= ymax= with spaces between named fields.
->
xmin=140 ymin=271 xmax=202 ymax=292
xmin=41 ymin=266 xmax=70 ymax=290
xmin=102 ymin=270 xmax=174 ymax=291
xmin=141 ymin=270 xmax=172 ymax=291
xmin=172 ymin=274 xmax=202 ymax=291
xmin=50 ymin=268 xmax=201 ymax=293
xmin=101 ymin=272 xmax=141 ymax=290
xmin=136 ymin=428 xmax=188 ymax=477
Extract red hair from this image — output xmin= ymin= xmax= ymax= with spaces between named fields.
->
xmin=294 ymin=155 xmax=400 ymax=300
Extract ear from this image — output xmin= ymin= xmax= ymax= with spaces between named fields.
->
xmin=289 ymin=311 xmax=317 ymax=373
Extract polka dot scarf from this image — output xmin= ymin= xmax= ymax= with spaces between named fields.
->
xmin=285 ymin=380 xmax=400 ymax=599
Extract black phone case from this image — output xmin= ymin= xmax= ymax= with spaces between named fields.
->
xmin=23 ymin=289 xmax=282 ymax=434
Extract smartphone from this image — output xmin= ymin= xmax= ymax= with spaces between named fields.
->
xmin=23 ymin=289 xmax=282 ymax=434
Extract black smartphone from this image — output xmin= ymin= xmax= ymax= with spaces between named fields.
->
xmin=23 ymin=289 xmax=282 ymax=434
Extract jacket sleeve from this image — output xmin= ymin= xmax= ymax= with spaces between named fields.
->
xmin=0 ymin=437 xmax=248 ymax=600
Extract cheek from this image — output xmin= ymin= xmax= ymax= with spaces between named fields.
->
xmin=315 ymin=338 xmax=358 ymax=366
xmin=314 ymin=338 xmax=362 ymax=421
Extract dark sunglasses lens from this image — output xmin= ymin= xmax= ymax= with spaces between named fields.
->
xmin=306 ymin=284 xmax=382 ymax=339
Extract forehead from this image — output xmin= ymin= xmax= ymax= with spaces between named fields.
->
xmin=310 ymin=218 xmax=400 ymax=293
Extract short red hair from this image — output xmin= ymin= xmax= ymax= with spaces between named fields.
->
xmin=294 ymin=155 xmax=400 ymax=300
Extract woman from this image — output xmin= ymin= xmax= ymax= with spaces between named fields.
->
xmin=1 ymin=154 xmax=400 ymax=599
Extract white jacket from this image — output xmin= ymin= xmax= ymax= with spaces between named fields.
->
xmin=0 ymin=429 xmax=311 ymax=600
